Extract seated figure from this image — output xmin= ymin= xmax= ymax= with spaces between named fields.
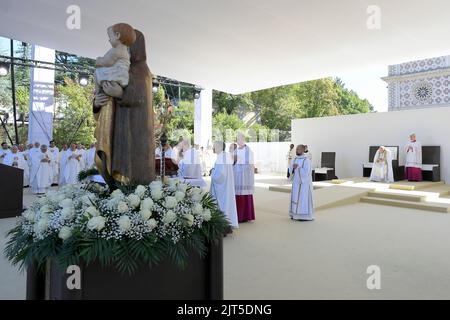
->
xmin=369 ymin=146 xmax=394 ymax=183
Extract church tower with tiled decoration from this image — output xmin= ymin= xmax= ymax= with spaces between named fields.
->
xmin=382 ymin=56 xmax=450 ymax=111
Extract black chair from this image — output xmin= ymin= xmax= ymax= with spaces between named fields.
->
xmin=421 ymin=146 xmax=440 ymax=181
xmin=363 ymin=146 xmax=404 ymax=181
xmin=314 ymin=152 xmax=336 ymax=181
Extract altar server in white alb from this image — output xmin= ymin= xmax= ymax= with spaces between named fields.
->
xmin=369 ymin=146 xmax=394 ymax=183
xmin=210 ymin=141 xmax=239 ymax=229
xmin=289 ymin=144 xmax=314 ymax=221
xmin=29 ymin=145 xmax=53 ymax=194
xmin=3 ymin=145 xmax=29 ymax=187
xmin=64 ymin=143 xmax=82 ymax=185
xmin=48 ymin=140 xmax=59 ymax=185
xmin=405 ymin=133 xmax=423 ymax=182
xmin=85 ymin=143 xmax=97 ymax=169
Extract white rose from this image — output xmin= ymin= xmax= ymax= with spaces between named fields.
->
xmin=85 ymin=206 xmax=100 ymax=217
xmin=202 ymin=209 xmax=212 ymax=221
xmin=150 ymin=180 xmax=163 ymax=190
xmin=127 ymin=194 xmax=141 ymax=208
xmin=141 ymin=198 xmax=154 ymax=210
xmin=58 ymin=226 xmax=72 ymax=240
xmin=177 ymin=183 xmax=188 ymax=193
xmin=118 ymin=215 xmax=131 ymax=233
xmin=168 ymin=178 xmax=177 ymax=187
xmin=135 ymin=185 xmax=147 ymax=198
xmin=162 ymin=210 xmax=177 ymax=224
xmin=183 ymin=213 xmax=194 ymax=227
xmin=60 ymin=207 xmax=75 ymax=220
xmin=60 ymin=198 xmax=73 ymax=208
xmin=22 ymin=210 xmax=35 ymax=222
xmin=87 ymin=216 xmax=106 ymax=231
xmin=192 ymin=203 xmax=203 ymax=215
xmin=164 ymin=196 xmax=178 ymax=209
xmin=111 ymin=189 xmax=124 ymax=199
xmin=35 ymin=217 xmax=49 ymax=234
xmin=151 ymin=189 xmax=163 ymax=201
xmin=117 ymin=201 xmax=129 ymax=213
xmin=146 ymin=218 xmax=157 ymax=230
xmin=140 ymin=208 xmax=152 ymax=220
xmin=175 ymin=191 xmax=185 ymax=202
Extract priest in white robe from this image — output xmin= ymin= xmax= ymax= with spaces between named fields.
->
xmin=210 ymin=141 xmax=239 ymax=229
xmin=77 ymin=144 xmax=86 ymax=171
xmin=63 ymin=144 xmax=82 ymax=185
xmin=4 ymin=145 xmax=29 ymax=186
xmin=48 ymin=140 xmax=60 ymax=185
xmin=85 ymin=143 xmax=96 ymax=169
xmin=0 ymin=142 xmax=10 ymax=164
xmin=369 ymin=146 xmax=394 ymax=183
xmin=178 ymin=139 xmax=206 ymax=188
xmin=405 ymin=133 xmax=423 ymax=181
xmin=59 ymin=144 xmax=68 ymax=185
xmin=289 ymin=144 xmax=314 ymax=221
xmin=234 ymin=133 xmax=255 ymax=222
xmin=29 ymin=145 xmax=53 ymax=194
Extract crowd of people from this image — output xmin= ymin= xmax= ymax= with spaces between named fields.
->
xmin=0 ymin=141 xmax=96 ymax=194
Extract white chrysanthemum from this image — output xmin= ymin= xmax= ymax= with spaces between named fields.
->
xmin=192 ymin=203 xmax=203 ymax=215
xmin=58 ymin=226 xmax=72 ymax=240
xmin=202 ymin=209 xmax=212 ymax=221
xmin=87 ymin=216 xmax=106 ymax=231
xmin=141 ymin=198 xmax=154 ymax=211
xmin=127 ymin=194 xmax=141 ymax=208
xmin=174 ymin=191 xmax=185 ymax=202
xmin=162 ymin=210 xmax=177 ymax=224
xmin=35 ymin=217 xmax=49 ymax=234
xmin=60 ymin=198 xmax=73 ymax=208
xmin=118 ymin=215 xmax=131 ymax=233
xmin=111 ymin=189 xmax=124 ymax=199
xmin=22 ymin=210 xmax=35 ymax=222
xmin=85 ymin=206 xmax=100 ymax=217
xmin=146 ymin=218 xmax=157 ymax=230
xmin=164 ymin=196 xmax=178 ymax=209
xmin=151 ymin=189 xmax=163 ymax=201
xmin=183 ymin=213 xmax=194 ymax=227
xmin=140 ymin=208 xmax=152 ymax=220
xmin=117 ymin=201 xmax=129 ymax=213
xmin=135 ymin=185 xmax=147 ymax=198
xmin=177 ymin=183 xmax=188 ymax=193
xmin=60 ymin=207 xmax=75 ymax=220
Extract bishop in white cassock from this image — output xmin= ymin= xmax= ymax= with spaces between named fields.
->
xmin=63 ymin=144 xmax=82 ymax=185
xmin=289 ymin=145 xmax=314 ymax=221
xmin=4 ymin=145 xmax=29 ymax=186
xmin=405 ymin=133 xmax=423 ymax=181
xmin=48 ymin=141 xmax=60 ymax=185
xmin=210 ymin=141 xmax=239 ymax=229
xmin=29 ymin=145 xmax=53 ymax=194
xmin=369 ymin=146 xmax=394 ymax=183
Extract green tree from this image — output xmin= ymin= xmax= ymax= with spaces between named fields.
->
xmin=53 ymin=79 xmax=95 ymax=145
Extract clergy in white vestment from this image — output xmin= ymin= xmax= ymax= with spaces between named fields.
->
xmin=85 ymin=143 xmax=97 ymax=169
xmin=289 ymin=144 xmax=314 ymax=221
xmin=48 ymin=140 xmax=60 ymax=185
xmin=77 ymin=144 xmax=86 ymax=171
xmin=18 ymin=144 xmax=30 ymax=186
xmin=3 ymin=145 xmax=29 ymax=186
xmin=58 ymin=144 xmax=68 ymax=185
xmin=0 ymin=142 xmax=10 ymax=164
xmin=64 ymin=144 xmax=82 ymax=185
xmin=369 ymin=146 xmax=394 ymax=183
xmin=29 ymin=145 xmax=53 ymax=194
xmin=405 ymin=133 xmax=423 ymax=181
xmin=234 ymin=133 xmax=255 ymax=222
xmin=210 ymin=141 xmax=239 ymax=229
xmin=286 ymin=144 xmax=295 ymax=178
xmin=177 ymin=139 xmax=206 ymax=188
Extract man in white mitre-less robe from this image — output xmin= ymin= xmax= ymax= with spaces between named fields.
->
xmin=210 ymin=141 xmax=239 ymax=230
xmin=48 ymin=140 xmax=60 ymax=185
xmin=59 ymin=144 xmax=68 ymax=185
xmin=64 ymin=143 xmax=82 ymax=185
xmin=405 ymin=133 xmax=423 ymax=182
xmin=289 ymin=144 xmax=314 ymax=221
xmin=29 ymin=145 xmax=53 ymax=194
xmin=369 ymin=146 xmax=394 ymax=183
xmin=0 ymin=142 xmax=10 ymax=164
xmin=4 ymin=145 xmax=29 ymax=186
xmin=85 ymin=143 xmax=97 ymax=169
xmin=178 ymin=139 xmax=205 ymax=188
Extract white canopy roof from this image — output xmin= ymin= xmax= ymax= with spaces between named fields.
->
xmin=1 ymin=0 xmax=450 ymax=93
